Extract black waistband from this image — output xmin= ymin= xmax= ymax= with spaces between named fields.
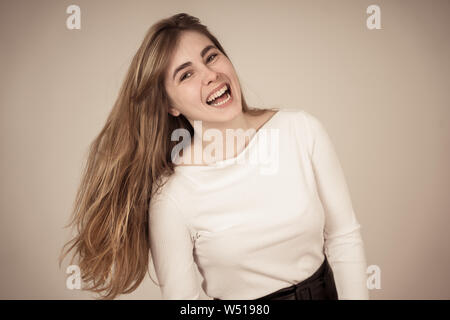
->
xmin=214 ymin=256 xmax=330 ymax=300
xmin=254 ymin=256 xmax=329 ymax=300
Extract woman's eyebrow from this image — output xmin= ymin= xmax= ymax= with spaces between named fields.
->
xmin=172 ymin=45 xmax=217 ymax=81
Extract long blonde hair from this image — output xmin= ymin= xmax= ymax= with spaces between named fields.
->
xmin=58 ymin=12 xmax=269 ymax=300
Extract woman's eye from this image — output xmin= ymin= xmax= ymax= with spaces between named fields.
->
xmin=207 ymin=53 xmax=218 ymax=62
xmin=180 ymin=54 xmax=218 ymax=82
xmin=180 ymin=72 xmax=191 ymax=81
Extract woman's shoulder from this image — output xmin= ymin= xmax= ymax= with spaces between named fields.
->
xmin=257 ymin=106 xmax=311 ymax=117
xmin=274 ymin=107 xmax=312 ymax=117
xmin=268 ymin=108 xmax=324 ymax=154
xmin=258 ymin=107 xmax=318 ymax=128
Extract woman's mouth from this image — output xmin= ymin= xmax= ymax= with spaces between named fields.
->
xmin=206 ymin=84 xmax=233 ymax=108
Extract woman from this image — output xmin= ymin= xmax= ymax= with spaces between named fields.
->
xmin=59 ymin=13 xmax=369 ymax=300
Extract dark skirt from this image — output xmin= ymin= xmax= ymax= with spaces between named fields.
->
xmin=214 ymin=256 xmax=338 ymax=300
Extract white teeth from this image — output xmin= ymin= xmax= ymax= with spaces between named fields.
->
xmin=210 ymin=93 xmax=231 ymax=106
xmin=207 ymin=85 xmax=228 ymax=103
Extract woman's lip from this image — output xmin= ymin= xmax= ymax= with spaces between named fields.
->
xmin=206 ymin=83 xmax=232 ymax=105
xmin=207 ymin=87 xmax=233 ymax=108
xmin=206 ymin=83 xmax=230 ymax=102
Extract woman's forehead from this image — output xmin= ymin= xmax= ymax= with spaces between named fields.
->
xmin=175 ymin=31 xmax=213 ymax=55
xmin=166 ymin=31 xmax=215 ymax=77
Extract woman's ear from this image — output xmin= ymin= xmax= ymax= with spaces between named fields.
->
xmin=168 ymin=106 xmax=181 ymax=117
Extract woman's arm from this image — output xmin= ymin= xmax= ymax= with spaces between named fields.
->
xmin=303 ymin=111 xmax=369 ymax=300
xmin=149 ymin=191 xmax=202 ymax=299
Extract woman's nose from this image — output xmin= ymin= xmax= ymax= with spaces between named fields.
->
xmin=202 ymin=65 xmax=219 ymax=85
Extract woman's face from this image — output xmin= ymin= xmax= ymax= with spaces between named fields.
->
xmin=164 ymin=30 xmax=242 ymax=125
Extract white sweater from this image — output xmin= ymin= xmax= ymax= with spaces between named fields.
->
xmin=149 ymin=109 xmax=369 ymax=300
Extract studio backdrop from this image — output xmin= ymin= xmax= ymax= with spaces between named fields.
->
xmin=0 ymin=0 xmax=449 ymax=299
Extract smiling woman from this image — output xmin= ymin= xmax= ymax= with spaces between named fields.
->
xmin=58 ymin=12 xmax=271 ymax=300
xmin=59 ymin=12 xmax=368 ymax=301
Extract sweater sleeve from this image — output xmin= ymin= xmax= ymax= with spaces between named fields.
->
xmin=148 ymin=191 xmax=202 ymax=299
xmin=302 ymin=111 xmax=369 ymax=300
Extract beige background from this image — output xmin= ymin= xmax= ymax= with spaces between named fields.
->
xmin=1 ymin=0 xmax=449 ymax=299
